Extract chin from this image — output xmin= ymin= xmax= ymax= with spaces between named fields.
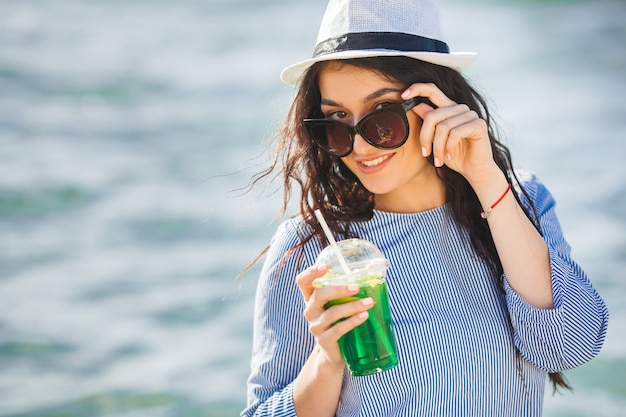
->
xmin=359 ymin=180 xmax=395 ymax=196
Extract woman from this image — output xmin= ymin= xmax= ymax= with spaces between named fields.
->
xmin=242 ymin=1 xmax=608 ymax=416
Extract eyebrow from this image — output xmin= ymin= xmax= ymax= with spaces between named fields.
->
xmin=363 ymin=87 xmax=403 ymax=102
xmin=320 ymin=87 xmax=403 ymax=107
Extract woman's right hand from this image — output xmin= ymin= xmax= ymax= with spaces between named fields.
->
xmin=295 ymin=264 xmax=374 ymax=367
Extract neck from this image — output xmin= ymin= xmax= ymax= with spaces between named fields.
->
xmin=373 ymin=170 xmax=446 ymax=213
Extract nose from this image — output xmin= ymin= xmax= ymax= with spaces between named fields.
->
xmin=351 ymin=133 xmax=376 ymax=156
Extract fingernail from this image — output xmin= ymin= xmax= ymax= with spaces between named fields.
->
xmin=316 ymin=264 xmax=327 ymax=272
xmin=422 ymin=146 xmax=428 ymax=157
xmin=347 ymin=284 xmax=359 ymax=292
xmin=358 ymin=311 xmax=369 ymax=319
xmin=434 ymin=157 xmax=441 ymax=167
xmin=446 ymin=152 xmax=453 ymax=160
xmin=401 ymin=89 xmax=410 ymax=99
xmin=361 ymin=297 xmax=374 ymax=306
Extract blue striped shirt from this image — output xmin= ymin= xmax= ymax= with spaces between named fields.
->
xmin=242 ymin=171 xmax=608 ymax=416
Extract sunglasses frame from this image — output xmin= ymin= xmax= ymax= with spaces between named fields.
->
xmin=303 ymin=96 xmax=436 ymax=157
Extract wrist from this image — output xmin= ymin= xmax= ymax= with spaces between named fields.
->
xmin=467 ymin=168 xmax=509 ymax=211
xmin=466 ymin=162 xmax=505 ymax=186
xmin=312 ymin=344 xmax=346 ymax=375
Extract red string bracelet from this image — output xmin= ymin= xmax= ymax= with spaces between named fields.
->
xmin=480 ymin=183 xmax=511 ymax=219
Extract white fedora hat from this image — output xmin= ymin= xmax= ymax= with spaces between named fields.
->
xmin=281 ymin=0 xmax=477 ymax=86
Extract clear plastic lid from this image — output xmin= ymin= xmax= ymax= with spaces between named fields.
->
xmin=313 ymin=238 xmax=389 ymax=286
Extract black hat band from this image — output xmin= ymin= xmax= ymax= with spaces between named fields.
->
xmin=313 ymin=32 xmax=450 ymax=58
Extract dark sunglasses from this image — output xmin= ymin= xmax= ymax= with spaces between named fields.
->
xmin=303 ymin=96 xmax=436 ymax=157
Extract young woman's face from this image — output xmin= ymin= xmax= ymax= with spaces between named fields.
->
xmin=317 ymin=62 xmax=438 ymax=210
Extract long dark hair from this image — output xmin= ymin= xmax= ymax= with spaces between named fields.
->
xmin=252 ymin=56 xmax=570 ymax=392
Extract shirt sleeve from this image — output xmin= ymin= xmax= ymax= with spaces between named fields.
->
xmin=503 ymin=171 xmax=609 ymax=373
xmin=241 ymin=219 xmax=317 ymax=417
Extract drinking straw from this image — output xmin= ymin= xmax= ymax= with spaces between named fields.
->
xmin=314 ymin=209 xmax=351 ymax=275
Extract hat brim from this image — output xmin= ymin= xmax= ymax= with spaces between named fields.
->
xmin=280 ymin=50 xmax=477 ymax=86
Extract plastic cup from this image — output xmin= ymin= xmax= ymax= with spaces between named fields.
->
xmin=313 ymin=238 xmax=398 ymax=376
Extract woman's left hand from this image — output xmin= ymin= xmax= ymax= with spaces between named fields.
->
xmin=401 ymin=83 xmax=500 ymax=185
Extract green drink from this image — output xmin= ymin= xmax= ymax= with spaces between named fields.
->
xmin=314 ymin=238 xmax=398 ymax=376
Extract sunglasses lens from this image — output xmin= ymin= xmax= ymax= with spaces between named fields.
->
xmin=360 ymin=112 xmax=408 ymax=148
xmin=308 ymin=123 xmax=352 ymax=156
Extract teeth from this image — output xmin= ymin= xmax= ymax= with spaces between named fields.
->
xmin=361 ymin=155 xmax=389 ymax=167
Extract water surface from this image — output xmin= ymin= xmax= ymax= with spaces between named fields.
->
xmin=0 ymin=0 xmax=624 ymax=416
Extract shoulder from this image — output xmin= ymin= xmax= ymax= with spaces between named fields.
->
xmin=269 ymin=214 xmax=310 ymax=249
xmin=512 ymin=168 xmax=560 ymax=222
xmin=265 ymin=216 xmax=301 ymax=262
xmin=264 ymin=214 xmax=320 ymax=270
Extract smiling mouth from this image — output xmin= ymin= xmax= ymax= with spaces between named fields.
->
xmin=360 ymin=154 xmax=391 ymax=167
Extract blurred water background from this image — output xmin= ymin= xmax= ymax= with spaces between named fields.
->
xmin=0 ymin=0 xmax=624 ymax=416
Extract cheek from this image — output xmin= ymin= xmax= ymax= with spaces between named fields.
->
xmin=340 ymin=156 xmax=357 ymax=174
xmin=407 ymin=114 xmax=423 ymax=140
xmin=403 ymin=116 xmax=425 ymax=156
